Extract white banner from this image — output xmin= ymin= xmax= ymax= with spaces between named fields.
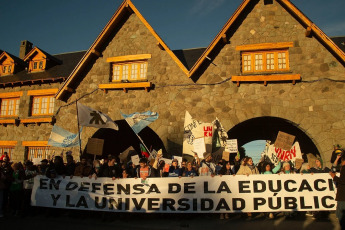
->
xmin=32 ymin=174 xmax=336 ymax=213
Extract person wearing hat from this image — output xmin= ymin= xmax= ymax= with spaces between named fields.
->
xmin=281 ymin=161 xmax=295 ymax=174
xmin=331 ymin=145 xmax=344 ymax=172
xmin=198 ymin=152 xmax=216 ymax=176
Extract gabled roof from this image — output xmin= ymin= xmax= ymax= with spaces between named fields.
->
xmin=0 ymin=51 xmax=86 ymax=87
xmin=173 ymin=48 xmax=207 ymax=70
xmin=331 ymin=36 xmax=345 ymax=53
xmin=0 ymin=51 xmax=26 ymax=67
xmin=189 ymin=0 xmax=345 ymax=77
xmin=23 ymin=47 xmax=62 ymax=64
xmin=56 ymin=0 xmax=189 ymax=101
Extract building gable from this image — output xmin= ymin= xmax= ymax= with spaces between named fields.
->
xmin=56 ymin=0 xmax=190 ymax=101
xmin=190 ymin=0 xmax=345 ymax=81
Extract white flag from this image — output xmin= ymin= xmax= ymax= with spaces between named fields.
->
xmin=77 ymin=102 xmax=118 ymax=130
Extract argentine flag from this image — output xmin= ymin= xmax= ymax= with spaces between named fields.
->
xmin=48 ymin=125 xmax=81 ymax=147
xmin=122 ymin=111 xmax=158 ymax=134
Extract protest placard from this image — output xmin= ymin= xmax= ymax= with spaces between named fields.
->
xmin=193 ymin=137 xmax=206 ymax=159
xmin=86 ymin=138 xmax=104 ymax=156
xmin=225 ymin=139 xmax=238 ymax=153
xmin=32 ymin=158 xmax=42 ymax=165
xmin=222 ymin=151 xmax=230 ymax=161
xmin=264 ymin=141 xmax=302 ymax=166
xmin=131 ymin=155 xmax=140 ymax=165
xmin=119 ymin=146 xmax=136 ymax=164
xmin=32 ymin=174 xmax=337 ymax=213
xmin=274 ymin=131 xmax=295 ymax=150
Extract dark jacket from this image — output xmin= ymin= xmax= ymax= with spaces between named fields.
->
xmin=333 ymin=165 xmax=345 ymax=201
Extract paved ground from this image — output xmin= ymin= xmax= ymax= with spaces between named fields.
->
xmin=0 ymin=209 xmax=341 ymax=230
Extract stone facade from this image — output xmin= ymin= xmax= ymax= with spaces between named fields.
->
xmin=55 ymin=0 xmax=345 ymax=167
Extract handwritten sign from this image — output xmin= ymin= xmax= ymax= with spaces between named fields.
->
xmin=225 ymin=139 xmax=238 ymax=153
xmin=131 ymin=155 xmax=140 ymax=166
xmin=265 ymin=142 xmax=302 ymax=166
xmin=274 ymin=131 xmax=295 ymax=151
xmin=193 ymin=137 xmax=206 ymax=158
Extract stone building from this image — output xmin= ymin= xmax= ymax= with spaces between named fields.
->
xmin=1 ymin=0 xmax=345 ymax=167
xmin=0 ymin=40 xmax=85 ymax=162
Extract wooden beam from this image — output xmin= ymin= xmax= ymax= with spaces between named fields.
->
xmin=21 ymin=117 xmax=54 ymax=124
xmin=0 ymin=140 xmax=17 ymax=146
xmin=222 ymin=34 xmax=228 ymax=44
xmin=22 ymin=141 xmax=49 ymax=147
xmin=232 ymin=74 xmax=301 ymax=86
xmin=305 ymin=26 xmax=312 ymax=37
xmin=27 ymin=88 xmax=58 ymax=96
xmin=65 ymin=87 xmax=76 ymax=93
xmin=123 ymin=88 xmax=128 ymax=93
xmin=99 ymin=81 xmax=152 ymax=90
xmin=157 ymin=42 xmax=165 ymax=50
xmin=0 ymin=119 xmax=16 ymax=124
xmin=106 ymin=54 xmax=151 ymax=63
xmin=91 ymin=49 xmax=102 ymax=57
xmin=236 ymin=42 xmax=294 ymax=51
xmin=0 ymin=91 xmax=23 ymax=98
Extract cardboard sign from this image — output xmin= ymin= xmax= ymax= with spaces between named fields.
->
xmin=274 ymin=131 xmax=295 ymax=151
xmin=294 ymin=158 xmax=304 ymax=170
xmin=193 ymin=137 xmax=206 ymax=159
xmin=86 ymin=138 xmax=104 ymax=156
xmin=119 ymin=146 xmax=137 ymax=164
xmin=225 ymin=139 xmax=238 ymax=153
xmin=32 ymin=158 xmax=42 ymax=165
xmin=222 ymin=151 xmax=230 ymax=161
xmin=131 ymin=155 xmax=140 ymax=166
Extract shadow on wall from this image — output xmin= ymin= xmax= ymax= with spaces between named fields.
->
xmin=227 ymin=116 xmax=320 ymax=158
xmin=83 ymin=120 xmax=167 ymax=160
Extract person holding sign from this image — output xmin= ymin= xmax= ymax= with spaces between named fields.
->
xmin=199 ymin=152 xmax=216 ymax=177
xmin=168 ymin=159 xmax=181 ymax=177
xmin=330 ymin=154 xmax=345 ymax=229
xmin=135 ymin=158 xmax=152 ymax=180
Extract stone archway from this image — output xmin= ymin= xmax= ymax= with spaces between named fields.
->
xmin=83 ymin=120 xmax=167 ymax=160
xmin=227 ymin=116 xmax=320 ymax=157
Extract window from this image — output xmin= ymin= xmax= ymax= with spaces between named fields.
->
xmin=0 ymin=97 xmax=20 ymax=117
xmin=242 ymin=50 xmax=289 ymax=73
xmin=27 ymin=146 xmax=52 ymax=161
xmin=0 ymin=146 xmax=14 ymax=159
xmin=112 ymin=61 xmax=148 ymax=82
xmin=32 ymin=95 xmax=55 ymax=115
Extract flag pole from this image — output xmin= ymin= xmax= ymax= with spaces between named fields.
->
xmin=76 ymin=101 xmax=82 ymax=159
xmin=124 ymin=119 xmax=151 ymax=156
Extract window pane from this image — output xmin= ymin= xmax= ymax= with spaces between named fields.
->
xmin=33 ymin=62 xmax=37 ymax=69
xmin=8 ymin=100 xmax=14 ymax=115
xmin=39 ymin=61 xmax=43 ymax=69
xmin=33 ymin=97 xmax=40 ymax=115
xmin=140 ymin=63 xmax=147 ymax=79
xmin=3 ymin=66 xmax=7 ymax=73
xmin=40 ymin=97 xmax=48 ymax=114
xmin=122 ymin=65 xmax=129 ymax=80
xmin=48 ymin=97 xmax=55 ymax=114
xmin=113 ymin=65 xmax=120 ymax=81
xmin=8 ymin=65 xmax=12 ymax=73
xmin=131 ymin=64 xmax=138 ymax=80
xmin=255 ymin=54 xmax=263 ymax=71
xmin=15 ymin=99 xmax=20 ymax=116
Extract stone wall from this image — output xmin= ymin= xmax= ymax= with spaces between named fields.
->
xmin=55 ymin=1 xmax=345 ymax=167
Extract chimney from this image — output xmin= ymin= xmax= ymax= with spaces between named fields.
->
xmin=19 ymin=40 xmax=33 ymax=59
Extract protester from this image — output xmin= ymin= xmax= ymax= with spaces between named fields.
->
xmin=236 ymin=157 xmax=259 ymax=175
xmin=182 ymin=162 xmax=198 ymax=177
xmin=65 ymin=155 xmax=76 ymax=176
xmin=135 ymin=158 xmax=152 ymax=180
xmin=300 ymin=163 xmax=311 ymax=174
xmin=330 ymin=154 xmax=345 ymax=228
xmin=331 ymin=145 xmax=344 ymax=172
xmin=261 ymin=161 xmax=281 ymax=174
xmin=38 ymin=159 xmax=49 ymax=175
xmin=99 ymin=155 xmax=122 ymax=179
xmin=90 ymin=160 xmax=101 ymax=178
xmin=281 ymin=161 xmax=295 ymax=174
xmin=23 ymin=161 xmax=37 ymax=216
xmin=46 ymin=156 xmax=66 ymax=178
xmin=310 ymin=157 xmax=330 ymax=173
xmin=9 ymin=162 xmax=24 ymax=216
xmin=74 ymin=156 xmax=92 ymax=177
xmin=0 ymin=152 xmax=10 ymax=161
xmin=219 ymin=161 xmax=233 ymax=176
xmin=0 ymin=161 xmax=7 ymax=218
xmin=199 ymin=152 xmax=216 ymax=176
xmin=168 ymin=159 xmax=181 ymax=177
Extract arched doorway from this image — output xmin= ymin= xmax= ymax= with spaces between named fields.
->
xmin=227 ymin=116 xmax=320 ymax=159
xmin=83 ymin=119 xmax=167 ymax=160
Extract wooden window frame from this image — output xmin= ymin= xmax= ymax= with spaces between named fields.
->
xmin=31 ymin=95 xmax=55 ymax=116
xmin=111 ymin=61 xmax=148 ymax=82
xmin=29 ymin=59 xmax=46 ymax=72
xmin=0 ymin=97 xmax=20 ymax=117
xmin=26 ymin=146 xmax=51 ymax=161
xmin=241 ymin=49 xmax=290 ymax=74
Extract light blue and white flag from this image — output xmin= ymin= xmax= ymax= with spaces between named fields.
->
xmin=48 ymin=125 xmax=81 ymax=147
xmin=121 ymin=111 xmax=158 ymax=134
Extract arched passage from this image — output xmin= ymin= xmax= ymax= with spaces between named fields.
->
xmin=227 ymin=116 xmax=320 ymax=157
xmin=83 ymin=120 xmax=167 ymax=160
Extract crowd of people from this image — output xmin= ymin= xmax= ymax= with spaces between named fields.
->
xmin=0 ymin=146 xmax=342 ymax=220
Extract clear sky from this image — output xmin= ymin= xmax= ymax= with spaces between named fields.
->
xmin=0 ymin=0 xmax=344 ymax=56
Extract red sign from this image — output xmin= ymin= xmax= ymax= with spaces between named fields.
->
xmin=204 ymin=126 xmax=212 ymax=137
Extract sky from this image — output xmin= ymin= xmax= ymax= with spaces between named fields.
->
xmin=0 ymin=0 xmax=344 ymax=56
